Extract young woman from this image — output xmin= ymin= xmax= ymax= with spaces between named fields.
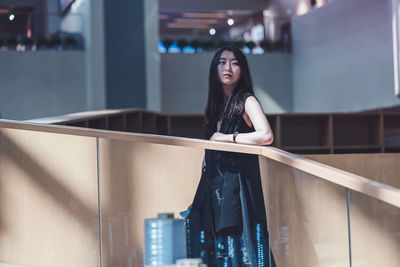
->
xmin=187 ymin=46 xmax=276 ymax=267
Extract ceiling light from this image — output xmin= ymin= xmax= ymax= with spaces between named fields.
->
xmin=209 ymin=28 xmax=216 ymax=36
xmin=9 ymin=14 xmax=15 ymax=21
xmin=227 ymin=18 xmax=234 ymax=26
xmin=297 ymin=1 xmax=309 ymax=15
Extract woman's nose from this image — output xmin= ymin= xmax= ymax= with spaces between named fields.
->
xmin=225 ymin=62 xmax=232 ymax=71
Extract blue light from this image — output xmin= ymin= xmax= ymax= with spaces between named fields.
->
xmin=256 ymin=224 xmax=265 ymax=267
xmin=168 ymin=42 xmax=180 ymax=53
xmin=242 ymin=47 xmax=251 ymax=54
xmin=227 ymin=236 xmax=235 ymax=258
xmin=158 ymin=41 xmax=166 ymax=53
xmin=200 ymin=230 xmax=205 ymax=243
xmin=182 ymin=45 xmax=195 ymax=54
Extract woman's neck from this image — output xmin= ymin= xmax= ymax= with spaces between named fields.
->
xmin=223 ymin=94 xmax=230 ymax=105
xmin=222 ymin=84 xmax=234 ymax=99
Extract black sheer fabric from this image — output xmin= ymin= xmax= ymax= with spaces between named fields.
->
xmin=187 ymin=93 xmax=276 ymax=267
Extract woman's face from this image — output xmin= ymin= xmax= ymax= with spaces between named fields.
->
xmin=217 ymin=50 xmax=241 ymax=88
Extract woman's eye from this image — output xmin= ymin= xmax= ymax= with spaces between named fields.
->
xmin=218 ymin=61 xmax=225 ymax=65
xmin=232 ymin=61 xmax=239 ymax=65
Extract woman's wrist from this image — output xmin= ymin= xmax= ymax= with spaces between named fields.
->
xmin=233 ymin=131 xmax=239 ymax=143
xmin=222 ymin=133 xmax=233 ymax=143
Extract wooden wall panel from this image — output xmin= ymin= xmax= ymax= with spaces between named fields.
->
xmin=0 ymin=129 xmax=99 ymax=267
xmin=260 ymin=157 xmax=350 ymax=267
xmin=98 ymin=139 xmax=204 ymax=267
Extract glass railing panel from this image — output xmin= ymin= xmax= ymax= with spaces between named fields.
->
xmin=97 ymin=138 xmax=205 ymax=266
xmin=260 ymin=156 xmax=350 ymax=267
xmin=0 ymin=128 xmax=100 ymax=267
xmin=349 ymin=189 xmax=400 ymax=267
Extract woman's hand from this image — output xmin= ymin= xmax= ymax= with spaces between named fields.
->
xmin=210 ymin=132 xmax=229 ymax=142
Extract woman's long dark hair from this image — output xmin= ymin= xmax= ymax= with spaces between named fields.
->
xmin=205 ymin=46 xmax=255 ymax=137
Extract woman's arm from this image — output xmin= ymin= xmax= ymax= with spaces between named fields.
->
xmin=210 ymin=96 xmax=274 ymax=145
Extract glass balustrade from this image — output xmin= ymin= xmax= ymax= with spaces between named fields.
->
xmin=348 ymin=189 xmax=400 ymax=267
xmin=0 ymin=127 xmax=99 ymax=267
xmin=260 ymin=156 xmax=350 ymax=267
xmin=0 ymin=122 xmax=399 ymax=267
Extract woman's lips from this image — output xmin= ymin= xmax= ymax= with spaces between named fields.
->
xmin=223 ymin=74 xmax=232 ymax=78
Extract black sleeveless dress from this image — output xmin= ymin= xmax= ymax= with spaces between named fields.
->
xmin=187 ymin=93 xmax=276 ymax=267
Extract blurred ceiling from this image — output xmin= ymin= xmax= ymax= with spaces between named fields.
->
xmin=159 ymin=10 xmax=259 ymax=37
xmin=159 ymin=0 xmax=330 ymax=37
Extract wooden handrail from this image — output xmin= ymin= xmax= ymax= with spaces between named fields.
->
xmin=24 ymin=108 xmax=152 ymax=124
xmin=1 ymin=118 xmax=400 ymax=208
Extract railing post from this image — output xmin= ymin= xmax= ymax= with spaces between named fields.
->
xmin=346 ymin=188 xmax=353 ymax=267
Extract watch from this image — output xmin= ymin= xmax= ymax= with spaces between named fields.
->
xmin=233 ymin=131 xmax=239 ymax=143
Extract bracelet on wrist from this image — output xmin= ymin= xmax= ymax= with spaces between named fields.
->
xmin=233 ymin=131 xmax=239 ymax=143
